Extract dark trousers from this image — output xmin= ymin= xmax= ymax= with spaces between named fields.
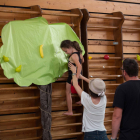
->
xmin=84 ymin=131 xmax=109 ymax=140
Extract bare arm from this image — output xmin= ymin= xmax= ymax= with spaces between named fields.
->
xmin=111 ymin=107 xmax=122 ymax=139
xmin=68 ymin=62 xmax=83 ymax=97
xmin=79 ymin=74 xmax=90 ymax=84
xmin=71 ymin=54 xmax=81 ymax=79
xmin=72 ymin=74 xmax=83 ymax=98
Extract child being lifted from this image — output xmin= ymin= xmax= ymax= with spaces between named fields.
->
xmin=60 ymin=40 xmax=84 ymax=116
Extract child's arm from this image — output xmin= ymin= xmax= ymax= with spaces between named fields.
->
xmin=80 ymin=54 xmax=84 ymax=63
xmin=71 ymin=54 xmax=81 ymax=79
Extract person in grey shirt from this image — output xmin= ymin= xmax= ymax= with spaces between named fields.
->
xmin=69 ymin=62 xmax=108 ymax=140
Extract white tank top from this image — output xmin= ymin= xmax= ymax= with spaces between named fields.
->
xmin=81 ymin=91 xmax=107 ymax=132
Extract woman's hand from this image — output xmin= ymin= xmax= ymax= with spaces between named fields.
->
xmin=79 ymin=74 xmax=83 ymax=79
xmin=68 ymin=62 xmax=76 ymax=73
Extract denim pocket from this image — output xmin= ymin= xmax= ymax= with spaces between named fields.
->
xmin=99 ymin=134 xmax=109 ymax=140
xmin=84 ymin=135 xmax=97 ymax=140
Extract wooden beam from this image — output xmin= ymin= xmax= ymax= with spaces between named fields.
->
xmin=0 ymin=0 xmax=140 ymax=16
xmin=81 ymin=9 xmax=90 ymax=93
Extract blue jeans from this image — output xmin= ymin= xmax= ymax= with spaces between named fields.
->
xmin=84 ymin=131 xmax=109 ymax=140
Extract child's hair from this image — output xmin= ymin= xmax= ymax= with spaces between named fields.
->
xmin=60 ymin=40 xmax=82 ymax=53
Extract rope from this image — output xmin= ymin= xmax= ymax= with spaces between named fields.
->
xmin=37 ymin=86 xmax=50 ymax=94
xmin=43 ymin=128 xmax=50 ymax=132
xmin=39 ymin=107 xmax=51 ymax=116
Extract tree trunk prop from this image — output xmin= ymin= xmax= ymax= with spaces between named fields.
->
xmin=38 ymin=84 xmax=52 ymax=140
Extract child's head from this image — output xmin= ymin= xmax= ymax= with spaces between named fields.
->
xmin=60 ymin=40 xmax=82 ymax=55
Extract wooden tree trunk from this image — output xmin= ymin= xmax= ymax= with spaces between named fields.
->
xmin=38 ymin=84 xmax=52 ymax=140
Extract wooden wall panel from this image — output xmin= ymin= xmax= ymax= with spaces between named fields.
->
xmin=88 ymin=30 xmax=114 ymax=40
xmin=0 ymin=0 xmax=140 ymax=16
xmin=109 ymin=0 xmax=140 ymax=3
xmin=88 ymin=45 xmax=115 ymax=53
xmin=0 ymin=0 xmax=140 ymax=139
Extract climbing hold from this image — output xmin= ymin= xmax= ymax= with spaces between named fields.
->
xmin=104 ymin=55 xmax=109 ymax=60
xmin=15 ymin=65 xmax=22 ymax=72
xmin=3 ymin=55 xmax=9 ymax=62
xmin=40 ymin=45 xmax=44 ymax=58
xmin=136 ymin=55 xmax=140 ymax=61
xmin=88 ymin=56 xmax=92 ymax=60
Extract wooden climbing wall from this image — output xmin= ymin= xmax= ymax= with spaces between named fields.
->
xmin=0 ymin=0 xmax=140 ymax=140
xmin=81 ymin=10 xmax=124 ymax=139
xmin=0 ymin=6 xmax=83 ymax=140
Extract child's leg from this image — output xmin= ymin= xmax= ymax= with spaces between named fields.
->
xmin=75 ymin=79 xmax=81 ymax=104
xmin=63 ymin=82 xmax=73 ymax=115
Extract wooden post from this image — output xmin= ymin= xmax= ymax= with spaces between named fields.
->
xmin=71 ymin=8 xmax=83 ymax=39
xmin=80 ymin=9 xmax=90 ymax=93
xmin=71 ymin=8 xmax=84 ymax=140
xmin=30 ymin=5 xmax=42 ymax=18
xmin=113 ymin=12 xmax=124 ymax=84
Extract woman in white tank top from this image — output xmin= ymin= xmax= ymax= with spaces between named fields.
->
xmin=68 ymin=62 xmax=108 ymax=140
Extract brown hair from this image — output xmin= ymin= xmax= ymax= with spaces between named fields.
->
xmin=60 ymin=40 xmax=82 ymax=53
xmin=89 ymin=89 xmax=99 ymax=98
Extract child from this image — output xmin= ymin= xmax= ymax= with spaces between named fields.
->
xmin=60 ymin=40 xmax=84 ymax=116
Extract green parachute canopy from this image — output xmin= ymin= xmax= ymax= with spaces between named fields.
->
xmin=0 ymin=17 xmax=85 ymax=86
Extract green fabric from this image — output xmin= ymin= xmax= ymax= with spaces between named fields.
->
xmin=0 ymin=17 xmax=85 ymax=86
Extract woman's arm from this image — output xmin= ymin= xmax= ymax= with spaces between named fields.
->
xmin=71 ymin=54 xmax=81 ymax=79
xmin=79 ymin=74 xmax=90 ymax=84
xmin=69 ymin=62 xmax=83 ymax=97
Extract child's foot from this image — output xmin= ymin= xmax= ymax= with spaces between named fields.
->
xmin=63 ymin=111 xmax=73 ymax=116
xmin=76 ymin=100 xmax=81 ymax=105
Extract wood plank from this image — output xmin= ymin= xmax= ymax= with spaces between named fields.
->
xmin=109 ymin=0 xmax=140 ymax=4
xmin=123 ymin=27 xmax=140 ymax=30
xmin=52 ymin=122 xmax=82 ymax=128
xmin=52 ymin=113 xmax=82 ymax=118
xmin=0 ymin=113 xmax=40 ymax=131
xmin=87 ymin=30 xmax=140 ymax=41
xmin=88 ymin=45 xmax=115 ymax=53
xmin=89 ymin=15 xmax=121 ymax=20
xmin=88 ymin=40 xmax=140 ymax=47
xmin=89 ymin=69 xmax=118 ymax=76
xmin=0 ymin=116 xmax=40 ymax=123
xmin=123 ymin=46 xmax=140 ymax=53
xmin=89 ymin=66 xmax=120 ymax=69
xmin=88 ymin=40 xmax=118 ymax=46
xmin=123 ymin=32 xmax=140 ymax=41
xmin=0 ymin=88 xmax=38 ymax=99
xmin=0 ymin=9 xmax=39 ymax=14
xmin=0 ymin=106 xmax=39 ymax=115
xmin=88 ymin=14 xmax=140 ymax=28
xmin=87 ymin=25 xmax=118 ymax=29
xmin=0 ymin=130 xmax=39 ymax=140
xmin=88 ymin=30 xmax=114 ymax=40
xmin=19 ymin=137 xmax=42 ymax=140
xmin=0 ymin=0 xmax=140 ymax=16
xmin=0 ymin=126 xmax=41 ymax=133
xmin=52 ymin=132 xmax=83 ymax=140
xmin=89 ymin=75 xmax=122 ymax=78
xmin=0 ymin=119 xmax=39 ymax=131
xmin=0 ymin=96 xmax=39 ymax=102
xmin=0 ymin=86 xmax=38 ymax=91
